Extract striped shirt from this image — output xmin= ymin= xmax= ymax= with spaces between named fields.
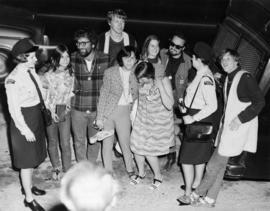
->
xmin=71 ymin=51 xmax=108 ymax=112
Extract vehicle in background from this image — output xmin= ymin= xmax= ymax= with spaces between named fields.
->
xmin=0 ymin=6 xmax=49 ymax=84
xmin=212 ymin=0 xmax=270 ymax=180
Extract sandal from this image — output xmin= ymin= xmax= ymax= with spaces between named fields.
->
xmin=51 ymin=169 xmax=61 ymax=181
xmin=130 ymin=173 xmax=146 ymax=185
xmin=149 ymin=178 xmax=163 ymax=190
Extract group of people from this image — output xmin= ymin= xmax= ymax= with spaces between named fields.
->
xmin=4 ymin=8 xmax=265 ymax=211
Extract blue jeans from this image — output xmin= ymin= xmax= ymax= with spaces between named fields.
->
xmin=195 ymin=147 xmax=229 ymax=200
xmin=71 ymin=109 xmax=100 ymax=162
xmin=47 ymin=111 xmax=72 ymax=172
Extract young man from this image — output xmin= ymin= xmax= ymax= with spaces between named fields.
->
xmin=96 ymin=9 xmax=137 ymax=158
xmin=71 ymin=29 xmax=107 ymax=162
xmin=96 ymin=9 xmax=137 ymax=68
xmin=160 ymin=33 xmax=192 ymax=171
xmin=188 ymin=49 xmax=265 ymax=207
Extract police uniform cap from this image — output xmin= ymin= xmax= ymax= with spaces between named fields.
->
xmin=11 ymin=38 xmax=39 ymax=58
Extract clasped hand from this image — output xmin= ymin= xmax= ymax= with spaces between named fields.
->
xmin=183 ymin=115 xmax=195 ymax=124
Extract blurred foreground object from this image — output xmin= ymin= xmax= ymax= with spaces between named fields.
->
xmin=60 ymin=161 xmax=120 ymax=211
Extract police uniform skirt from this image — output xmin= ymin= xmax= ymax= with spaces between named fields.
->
xmin=179 ymin=109 xmax=214 ymax=165
xmin=10 ymin=104 xmax=46 ymax=169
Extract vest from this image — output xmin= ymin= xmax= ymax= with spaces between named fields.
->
xmin=216 ymin=70 xmax=258 ymax=157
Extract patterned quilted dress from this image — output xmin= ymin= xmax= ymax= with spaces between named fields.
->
xmin=130 ymin=83 xmax=174 ymax=156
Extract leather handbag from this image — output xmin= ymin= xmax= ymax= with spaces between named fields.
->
xmin=41 ymin=106 xmax=52 ymax=126
xmin=184 ymin=76 xmax=213 ymax=141
xmin=28 ymin=70 xmax=52 ymax=126
xmin=186 ymin=122 xmax=213 ymax=140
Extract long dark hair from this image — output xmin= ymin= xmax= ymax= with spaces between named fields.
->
xmin=134 ymin=61 xmax=155 ymax=81
xmin=140 ymin=35 xmax=160 ymax=61
xmin=51 ymin=44 xmax=72 ymax=76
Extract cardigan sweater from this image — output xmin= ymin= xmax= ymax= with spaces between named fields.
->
xmin=96 ymin=65 xmax=138 ymax=122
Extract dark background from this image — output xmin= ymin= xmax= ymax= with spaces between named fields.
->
xmin=0 ymin=0 xmax=230 ymax=52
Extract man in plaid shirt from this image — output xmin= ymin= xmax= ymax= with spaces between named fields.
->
xmin=71 ymin=29 xmax=108 ymax=162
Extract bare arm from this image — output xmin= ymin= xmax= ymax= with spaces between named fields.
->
xmin=156 ymin=77 xmax=174 ymax=110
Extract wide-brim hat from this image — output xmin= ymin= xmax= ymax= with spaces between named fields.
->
xmin=193 ymin=41 xmax=213 ymax=62
xmin=11 ymin=38 xmax=39 ymax=58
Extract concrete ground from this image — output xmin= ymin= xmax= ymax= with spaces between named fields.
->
xmin=1 ymin=112 xmax=270 ymax=211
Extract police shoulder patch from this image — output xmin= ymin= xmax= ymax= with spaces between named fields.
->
xmin=6 ymin=79 xmax=16 ymax=84
xmin=204 ymin=79 xmax=213 ymax=86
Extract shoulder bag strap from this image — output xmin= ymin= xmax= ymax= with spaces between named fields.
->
xmin=27 ymin=70 xmax=46 ymax=109
xmin=189 ymin=75 xmax=214 ymax=108
xmin=189 ymin=79 xmax=201 ymax=108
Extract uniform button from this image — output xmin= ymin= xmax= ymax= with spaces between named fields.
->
xmin=88 ymin=77 xmax=91 ymax=80
xmin=86 ymin=110 xmax=90 ymax=114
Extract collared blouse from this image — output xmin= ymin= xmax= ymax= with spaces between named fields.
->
xmin=5 ymin=63 xmax=42 ymax=136
xmin=42 ymin=69 xmax=74 ymax=113
xmin=184 ymin=68 xmax=217 ymax=121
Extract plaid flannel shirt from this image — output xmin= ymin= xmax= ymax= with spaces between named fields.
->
xmin=71 ymin=51 xmax=108 ymax=112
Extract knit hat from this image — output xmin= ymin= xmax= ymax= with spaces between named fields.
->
xmin=193 ymin=41 xmax=213 ymax=62
xmin=11 ymin=38 xmax=39 ymax=58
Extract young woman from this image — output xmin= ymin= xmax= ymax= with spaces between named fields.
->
xmin=141 ymin=35 xmax=165 ymax=78
xmin=177 ymin=42 xmax=217 ymax=205
xmin=43 ymin=45 xmax=74 ymax=180
xmin=130 ymin=61 xmax=174 ymax=189
xmin=96 ymin=45 xmax=138 ymax=175
xmin=5 ymin=38 xmax=46 ymax=211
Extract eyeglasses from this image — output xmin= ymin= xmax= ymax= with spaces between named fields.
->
xmin=76 ymin=41 xmax=90 ymax=47
xmin=169 ymin=41 xmax=184 ymax=50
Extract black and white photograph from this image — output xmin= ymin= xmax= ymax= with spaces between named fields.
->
xmin=0 ymin=0 xmax=270 ymax=210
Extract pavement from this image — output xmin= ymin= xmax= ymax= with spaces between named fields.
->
xmin=1 ymin=111 xmax=270 ymax=211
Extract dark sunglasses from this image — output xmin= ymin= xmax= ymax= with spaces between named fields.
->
xmin=169 ymin=41 xmax=184 ymax=50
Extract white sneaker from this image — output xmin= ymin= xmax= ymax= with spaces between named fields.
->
xmin=89 ymin=130 xmax=114 ymax=144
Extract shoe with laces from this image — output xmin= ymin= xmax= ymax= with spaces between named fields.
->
xmin=177 ymin=194 xmax=192 ymax=206
xmin=191 ymin=197 xmax=215 ymax=208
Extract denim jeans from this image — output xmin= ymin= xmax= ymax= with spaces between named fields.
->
xmin=195 ymin=147 xmax=229 ymax=200
xmin=47 ymin=111 xmax=72 ymax=172
xmin=71 ymin=109 xmax=100 ymax=162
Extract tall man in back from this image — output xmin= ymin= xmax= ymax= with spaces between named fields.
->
xmin=96 ymin=9 xmax=137 ymax=157
xmin=71 ymin=29 xmax=107 ymax=162
xmin=96 ymin=8 xmax=137 ymax=68
xmin=160 ymin=33 xmax=192 ymax=170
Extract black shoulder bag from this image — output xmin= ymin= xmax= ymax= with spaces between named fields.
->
xmin=28 ymin=70 xmax=52 ymax=126
xmin=185 ymin=77 xmax=213 ymax=141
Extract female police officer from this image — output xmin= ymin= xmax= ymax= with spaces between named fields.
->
xmin=5 ymin=38 xmax=46 ymax=211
